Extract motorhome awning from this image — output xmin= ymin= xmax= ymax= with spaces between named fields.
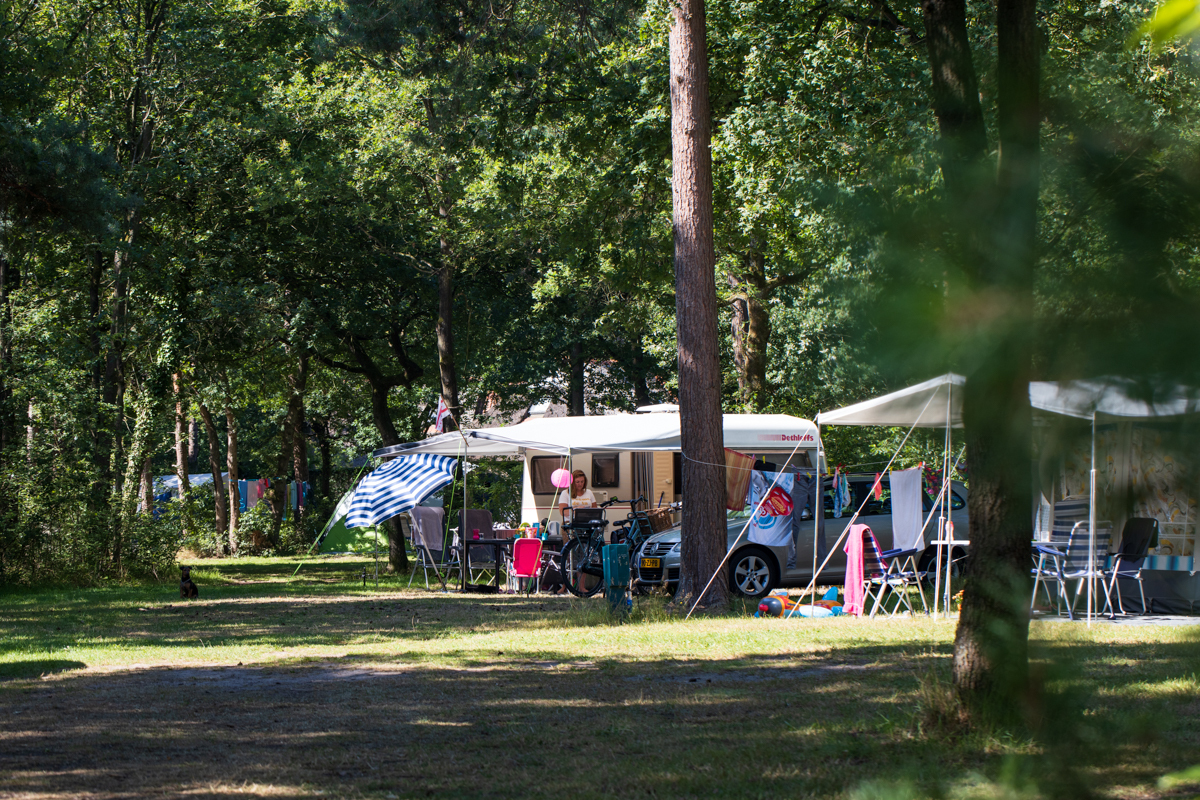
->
xmin=816 ymin=373 xmax=1200 ymax=427
xmin=371 ymin=413 xmax=819 ymax=459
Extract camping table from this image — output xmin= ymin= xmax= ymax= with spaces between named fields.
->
xmin=462 ymin=537 xmax=514 ymax=593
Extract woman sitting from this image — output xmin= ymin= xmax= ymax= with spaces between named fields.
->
xmin=558 ymin=469 xmax=597 ymax=522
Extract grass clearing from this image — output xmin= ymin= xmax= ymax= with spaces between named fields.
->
xmin=1 ymin=555 xmax=1198 ymax=799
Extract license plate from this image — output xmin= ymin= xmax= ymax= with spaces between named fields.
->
xmin=640 ymin=558 xmax=661 ymax=569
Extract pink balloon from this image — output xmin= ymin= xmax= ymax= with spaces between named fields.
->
xmin=551 ymin=468 xmax=573 ymax=489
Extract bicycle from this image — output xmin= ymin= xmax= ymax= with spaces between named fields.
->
xmin=560 ymin=495 xmax=652 ymax=598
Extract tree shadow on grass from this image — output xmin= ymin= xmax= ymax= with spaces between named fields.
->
xmin=0 ymin=636 xmax=1197 ymax=799
xmin=0 ymin=659 xmax=86 ymax=682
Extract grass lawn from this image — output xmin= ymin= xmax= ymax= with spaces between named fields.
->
xmin=1 ymin=555 xmax=1198 ymax=799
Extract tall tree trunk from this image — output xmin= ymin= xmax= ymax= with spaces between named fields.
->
xmin=669 ymin=0 xmax=728 ymax=608
xmin=568 ymin=342 xmax=585 ymax=416
xmin=0 ymin=255 xmax=17 ymax=527
xmin=313 ymin=417 xmax=332 ymax=502
xmin=188 ymin=418 xmax=199 ymax=470
xmin=921 ymin=0 xmax=990 ymax=205
xmin=140 ymin=458 xmax=153 ymax=517
xmin=173 ymin=372 xmax=190 ymax=535
xmin=630 ymin=343 xmax=654 ymax=408
xmin=118 ymin=384 xmax=155 ymax=573
xmin=225 ymin=405 xmax=240 ymax=554
xmin=728 ymin=250 xmax=770 ymax=412
xmin=292 ymin=396 xmax=309 ymax=535
xmin=952 ymin=0 xmax=1039 ymax=723
xmin=369 ymin=379 xmax=401 ymax=447
xmin=436 ymin=261 xmax=459 ymax=428
xmin=268 ymin=356 xmax=307 ymax=547
xmin=197 ymin=402 xmax=228 ymax=550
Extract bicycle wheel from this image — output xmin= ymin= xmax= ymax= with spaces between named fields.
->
xmin=561 ymin=537 xmax=605 ymax=597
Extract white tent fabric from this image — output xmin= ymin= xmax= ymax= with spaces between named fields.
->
xmin=316 ymin=488 xmax=356 ymax=541
xmin=372 ymin=413 xmax=819 ymax=458
xmin=818 ymin=374 xmax=1200 ymax=427
xmin=816 ymin=374 xmax=964 ymax=428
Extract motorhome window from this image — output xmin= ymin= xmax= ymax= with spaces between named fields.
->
xmin=531 ymin=456 xmax=566 ymax=494
xmin=592 ymin=454 xmax=620 ymax=488
xmin=950 ymin=490 xmax=966 ymax=510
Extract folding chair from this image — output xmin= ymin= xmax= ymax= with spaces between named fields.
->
xmin=1106 ymin=517 xmax=1159 ymax=616
xmin=406 ymin=507 xmax=457 ymax=589
xmin=1033 ymin=518 xmax=1113 ymax=620
xmin=507 ymin=537 xmax=544 ymax=594
xmin=460 ymin=509 xmax=498 ymax=584
xmin=875 ymin=546 xmax=927 ymax=616
xmin=861 ymin=531 xmax=919 ymax=617
xmin=1031 ymin=494 xmax=1088 ymax=614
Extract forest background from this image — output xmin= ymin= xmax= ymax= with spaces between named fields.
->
xmin=2 ymin=0 xmax=1198 ymax=585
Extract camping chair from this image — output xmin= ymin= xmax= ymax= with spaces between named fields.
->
xmin=507 ymin=538 xmax=544 ymax=594
xmin=406 ymin=507 xmax=456 ymax=589
xmin=1031 ymin=494 xmax=1088 ymax=615
xmin=876 ymin=546 xmax=928 ymax=616
xmin=1033 ymin=518 xmax=1113 ymax=619
xmin=460 ymin=509 xmax=499 ymax=584
xmin=1106 ymin=517 xmax=1159 ymax=616
xmin=862 ymin=532 xmax=919 ymax=617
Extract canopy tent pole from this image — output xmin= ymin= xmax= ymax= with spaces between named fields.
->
xmin=812 ymin=427 xmax=824 ymax=602
xmin=786 ymin=391 xmax=937 ymax=618
xmin=933 ymin=385 xmax=951 ymax=619
xmin=1089 ymin=412 xmax=1097 ymax=626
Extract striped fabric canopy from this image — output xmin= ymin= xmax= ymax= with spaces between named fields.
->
xmin=344 ymin=454 xmax=458 ymax=528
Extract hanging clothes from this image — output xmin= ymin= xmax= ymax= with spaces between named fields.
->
xmin=748 ymin=471 xmax=795 ymax=548
xmin=790 ymin=469 xmax=826 ymax=568
xmin=832 ymin=467 xmax=844 ymax=517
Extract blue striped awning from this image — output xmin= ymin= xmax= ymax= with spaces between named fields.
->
xmin=344 ymin=454 xmax=458 ymax=528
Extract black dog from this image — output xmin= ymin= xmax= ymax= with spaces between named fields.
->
xmin=180 ymin=566 xmax=199 ymax=599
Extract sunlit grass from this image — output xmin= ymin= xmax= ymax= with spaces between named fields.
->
xmin=1 ymin=555 xmax=1198 ymax=798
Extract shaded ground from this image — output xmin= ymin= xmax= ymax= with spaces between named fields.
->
xmin=1 ymin=555 xmax=1199 ymax=799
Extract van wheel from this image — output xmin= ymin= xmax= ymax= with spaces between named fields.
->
xmin=729 ymin=546 xmax=779 ymax=599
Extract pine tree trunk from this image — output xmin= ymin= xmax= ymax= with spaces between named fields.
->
xmin=436 ymin=260 xmax=459 ymax=427
xmin=568 ymin=342 xmax=585 ymax=416
xmin=225 ymin=406 xmax=240 ymax=554
xmin=952 ymin=0 xmax=1039 ymax=723
xmin=669 ymin=0 xmax=728 ymax=609
xmin=197 ymin=402 xmax=228 ymax=550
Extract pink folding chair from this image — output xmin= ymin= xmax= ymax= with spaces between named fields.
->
xmin=508 ymin=538 xmax=544 ymax=594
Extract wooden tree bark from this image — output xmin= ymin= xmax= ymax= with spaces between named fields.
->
xmin=268 ymin=356 xmax=307 ymax=547
xmin=669 ymin=0 xmax=728 ymax=608
xmin=952 ymin=0 xmax=1039 ymax=722
xmin=921 ymin=0 xmax=990 ymax=205
xmin=197 ymin=402 xmax=229 ymax=548
xmin=225 ymin=406 xmax=240 ymax=552
xmin=173 ymin=372 xmax=191 ymax=536
xmin=292 ymin=397 xmax=309 ymax=535
xmin=568 ymin=342 xmax=586 ymax=416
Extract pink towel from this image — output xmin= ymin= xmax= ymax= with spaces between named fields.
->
xmin=843 ymin=524 xmax=871 ymax=616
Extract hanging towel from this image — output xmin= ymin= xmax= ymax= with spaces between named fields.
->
xmin=843 ymin=523 xmax=871 ymax=616
xmin=724 ymin=449 xmax=755 ymax=511
xmin=890 ymin=467 xmax=924 ymax=551
xmin=873 ymin=473 xmax=883 ymax=500
xmin=748 ymin=471 xmax=795 ymax=548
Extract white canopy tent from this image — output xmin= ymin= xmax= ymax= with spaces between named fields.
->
xmin=818 ymin=373 xmax=1200 ymax=621
xmin=372 ymin=413 xmax=820 ymax=459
